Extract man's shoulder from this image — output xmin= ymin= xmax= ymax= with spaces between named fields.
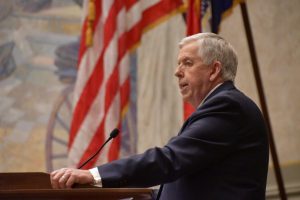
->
xmin=193 ymin=85 xmax=262 ymax=121
xmin=209 ymin=84 xmax=258 ymax=110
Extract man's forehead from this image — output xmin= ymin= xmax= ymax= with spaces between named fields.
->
xmin=178 ymin=43 xmax=200 ymax=59
xmin=180 ymin=41 xmax=199 ymax=50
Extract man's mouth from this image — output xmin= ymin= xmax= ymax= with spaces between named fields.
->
xmin=179 ymin=83 xmax=188 ymax=90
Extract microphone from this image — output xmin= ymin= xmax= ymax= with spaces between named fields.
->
xmin=78 ymin=128 xmax=119 ymax=169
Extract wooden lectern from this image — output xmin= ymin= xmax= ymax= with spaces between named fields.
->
xmin=0 ymin=172 xmax=154 ymax=200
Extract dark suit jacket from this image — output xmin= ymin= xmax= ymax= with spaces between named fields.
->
xmin=98 ymin=81 xmax=269 ymax=200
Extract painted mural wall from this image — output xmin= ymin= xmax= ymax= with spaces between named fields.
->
xmin=0 ymin=0 xmax=81 ymax=172
xmin=0 ymin=0 xmax=299 ymax=197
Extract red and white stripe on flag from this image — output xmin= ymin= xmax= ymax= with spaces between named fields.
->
xmin=68 ymin=0 xmax=183 ymax=169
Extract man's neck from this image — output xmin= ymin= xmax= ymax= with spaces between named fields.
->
xmin=197 ymin=81 xmax=224 ymax=108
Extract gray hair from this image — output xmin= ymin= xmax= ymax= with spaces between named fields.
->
xmin=179 ymin=33 xmax=238 ymax=82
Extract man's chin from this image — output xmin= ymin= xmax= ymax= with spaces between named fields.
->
xmin=182 ymin=95 xmax=195 ymax=106
xmin=182 ymin=96 xmax=190 ymax=103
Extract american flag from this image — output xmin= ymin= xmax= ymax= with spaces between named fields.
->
xmin=68 ymin=0 xmax=183 ymax=169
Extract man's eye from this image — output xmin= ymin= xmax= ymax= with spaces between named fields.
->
xmin=184 ymin=61 xmax=193 ymax=66
xmin=177 ymin=59 xmax=193 ymax=68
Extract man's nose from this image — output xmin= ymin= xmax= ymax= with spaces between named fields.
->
xmin=174 ymin=65 xmax=183 ymax=78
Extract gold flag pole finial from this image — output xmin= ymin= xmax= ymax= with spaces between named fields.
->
xmin=86 ymin=0 xmax=96 ymax=47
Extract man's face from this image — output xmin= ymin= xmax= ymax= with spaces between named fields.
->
xmin=175 ymin=42 xmax=213 ymax=108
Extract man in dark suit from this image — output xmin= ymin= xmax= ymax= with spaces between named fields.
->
xmin=51 ymin=33 xmax=269 ymax=200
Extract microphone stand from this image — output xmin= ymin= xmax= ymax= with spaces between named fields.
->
xmin=78 ymin=128 xmax=119 ymax=169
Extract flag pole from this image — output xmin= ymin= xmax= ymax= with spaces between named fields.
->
xmin=239 ymin=2 xmax=287 ymax=199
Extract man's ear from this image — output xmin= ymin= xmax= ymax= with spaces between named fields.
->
xmin=209 ymin=61 xmax=222 ymax=81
